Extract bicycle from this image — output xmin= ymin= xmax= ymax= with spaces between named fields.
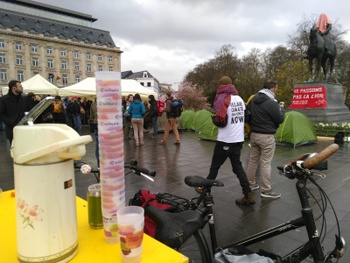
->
xmin=143 ymin=143 xmax=347 ymax=263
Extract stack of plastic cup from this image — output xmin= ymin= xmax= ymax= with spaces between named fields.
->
xmin=95 ymin=71 xmax=125 ymax=244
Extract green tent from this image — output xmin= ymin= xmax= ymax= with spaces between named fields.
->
xmin=179 ymin=110 xmax=196 ymax=129
xmin=179 ymin=110 xmax=218 ymax=141
xmin=275 ymin=111 xmax=317 ymax=147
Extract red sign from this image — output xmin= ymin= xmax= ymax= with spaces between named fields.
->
xmin=289 ymin=86 xmax=327 ymax=109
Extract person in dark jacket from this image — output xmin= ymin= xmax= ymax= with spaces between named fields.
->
xmin=246 ymin=80 xmax=284 ymax=199
xmin=0 ymin=80 xmax=28 ymax=145
xmin=148 ymin=94 xmax=158 ymax=138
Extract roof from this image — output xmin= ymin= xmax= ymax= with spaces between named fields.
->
xmin=121 ymin=70 xmax=155 ymax=79
xmin=0 ymin=0 xmax=116 ymax=47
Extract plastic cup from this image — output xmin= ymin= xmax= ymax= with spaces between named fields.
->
xmin=102 ymin=212 xmax=119 ymax=244
xmin=87 ymin=184 xmax=103 ymax=229
xmin=117 ymin=206 xmax=144 ymax=263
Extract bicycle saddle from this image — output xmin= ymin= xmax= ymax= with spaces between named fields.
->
xmin=185 ymin=175 xmax=224 ymax=188
xmin=146 ymin=205 xmax=205 ymax=249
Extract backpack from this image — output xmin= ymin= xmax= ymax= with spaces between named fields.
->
xmin=53 ymin=101 xmax=63 ymax=113
xmin=170 ymin=99 xmax=183 ymax=118
xmin=67 ymin=101 xmax=79 ymax=114
xmin=156 ymin=100 xmax=165 ymax=117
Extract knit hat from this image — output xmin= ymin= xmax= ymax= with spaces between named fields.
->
xmin=218 ymin=76 xmax=232 ymax=85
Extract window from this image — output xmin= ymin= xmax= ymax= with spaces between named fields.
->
xmin=109 ymin=56 xmax=113 ymax=62
xmin=74 ymin=51 xmax=79 ymax=58
xmin=75 ymin=75 xmax=80 ymax=82
xmin=15 ymin=42 xmax=22 ymax=51
xmin=0 ymin=69 xmax=7 ymax=80
xmin=86 ymin=52 xmax=91 ymax=60
xmin=63 ymin=74 xmax=68 ymax=85
xmin=61 ymin=60 xmax=67 ymax=69
xmin=98 ymin=54 xmax=102 ymax=61
xmin=60 ymin=48 xmax=66 ymax=56
xmin=31 ymin=44 xmax=38 ymax=53
xmin=0 ymin=53 xmax=6 ymax=63
xmin=0 ymin=40 xmax=5 ymax=48
xmin=32 ymin=57 xmax=39 ymax=67
xmin=74 ymin=62 xmax=80 ymax=71
xmin=108 ymin=67 xmax=113 ymax=71
xmin=140 ymin=82 xmax=144 ymax=86
xmin=47 ymin=46 xmax=53 ymax=54
xmin=86 ymin=64 xmax=92 ymax=72
xmin=16 ymin=55 xmax=23 ymax=65
xmin=47 ymin=59 xmax=53 ymax=68
xmin=17 ymin=70 xmax=24 ymax=81
xmin=48 ymin=73 xmax=54 ymax=82
xmin=147 ymin=82 xmax=151 ymax=87
xmin=98 ymin=65 xmax=103 ymax=71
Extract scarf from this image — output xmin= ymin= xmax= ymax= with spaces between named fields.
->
xmin=258 ymin=88 xmax=277 ymax=102
xmin=213 ymin=84 xmax=239 ymax=118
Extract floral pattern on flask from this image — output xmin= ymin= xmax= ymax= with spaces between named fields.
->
xmin=17 ymin=198 xmax=44 ymax=229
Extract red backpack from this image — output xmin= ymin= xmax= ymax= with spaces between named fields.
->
xmin=156 ymin=100 xmax=165 ymax=117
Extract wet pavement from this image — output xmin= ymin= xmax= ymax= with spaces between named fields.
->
xmin=1 ymin=126 xmax=350 ymax=262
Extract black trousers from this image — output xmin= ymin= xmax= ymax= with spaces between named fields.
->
xmin=207 ymin=141 xmax=250 ymax=195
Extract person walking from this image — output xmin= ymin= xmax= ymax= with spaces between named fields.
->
xmin=128 ymin=93 xmax=146 ymax=146
xmin=200 ymin=76 xmax=255 ymax=205
xmin=246 ymin=80 xmax=284 ymax=199
xmin=123 ymin=94 xmax=133 ymax=140
xmin=89 ymin=99 xmax=99 ymax=168
xmin=0 ymin=80 xmax=28 ymax=145
xmin=148 ymin=94 xmax=158 ymax=139
xmin=159 ymin=91 xmax=181 ymax=145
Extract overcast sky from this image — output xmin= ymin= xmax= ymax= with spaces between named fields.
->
xmin=38 ymin=0 xmax=350 ymax=87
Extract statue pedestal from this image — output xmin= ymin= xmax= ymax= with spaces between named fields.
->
xmin=289 ymin=82 xmax=350 ymax=123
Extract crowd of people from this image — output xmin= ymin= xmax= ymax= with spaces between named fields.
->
xmin=1 ymin=77 xmax=284 ymax=205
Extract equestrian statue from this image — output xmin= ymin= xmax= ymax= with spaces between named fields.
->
xmin=307 ymin=13 xmax=337 ymax=82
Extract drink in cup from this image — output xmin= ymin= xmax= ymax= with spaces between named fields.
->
xmin=87 ymin=184 xmax=103 ymax=229
xmin=117 ymin=206 xmax=144 ymax=263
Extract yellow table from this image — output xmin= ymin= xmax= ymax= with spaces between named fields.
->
xmin=0 ymin=190 xmax=188 ymax=263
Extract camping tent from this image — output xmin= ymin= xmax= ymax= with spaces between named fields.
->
xmin=179 ymin=110 xmax=218 ymax=141
xmin=58 ymin=77 xmax=157 ymax=99
xmin=1 ymin=74 xmax=59 ymax=95
xmin=275 ymin=111 xmax=317 ymax=147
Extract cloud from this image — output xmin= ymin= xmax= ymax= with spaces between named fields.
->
xmin=36 ymin=0 xmax=350 ymax=85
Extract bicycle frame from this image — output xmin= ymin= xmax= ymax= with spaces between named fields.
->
xmin=221 ymin=176 xmax=325 ymax=262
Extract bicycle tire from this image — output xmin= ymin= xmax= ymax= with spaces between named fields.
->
xmin=177 ymin=229 xmax=212 ymax=263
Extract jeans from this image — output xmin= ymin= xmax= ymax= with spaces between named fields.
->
xmin=151 ymin=116 xmax=158 ymax=135
xmin=246 ymin=132 xmax=276 ymax=193
xmin=207 ymin=141 xmax=250 ymax=195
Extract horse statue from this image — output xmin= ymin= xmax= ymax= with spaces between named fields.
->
xmin=307 ymin=24 xmax=337 ymax=82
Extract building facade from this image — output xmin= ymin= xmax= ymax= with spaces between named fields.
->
xmin=122 ymin=70 xmax=163 ymax=95
xmin=0 ymin=0 xmax=121 ymax=88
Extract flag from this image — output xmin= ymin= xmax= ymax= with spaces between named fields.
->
xmin=56 ymin=76 xmax=61 ymax=80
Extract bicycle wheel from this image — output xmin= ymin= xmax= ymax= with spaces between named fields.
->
xmin=177 ymin=229 xmax=212 ymax=263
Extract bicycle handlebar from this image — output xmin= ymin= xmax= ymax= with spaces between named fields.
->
xmin=125 ymin=164 xmax=157 ymax=177
xmin=301 ymin=143 xmax=339 ymax=169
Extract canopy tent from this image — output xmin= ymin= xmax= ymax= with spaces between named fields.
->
xmin=275 ymin=111 xmax=317 ymax=147
xmin=1 ymin=74 xmax=59 ymax=95
xmin=58 ymin=77 xmax=157 ymax=99
xmin=179 ymin=110 xmax=196 ymax=129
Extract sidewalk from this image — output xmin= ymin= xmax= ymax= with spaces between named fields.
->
xmin=1 ymin=126 xmax=349 ymax=261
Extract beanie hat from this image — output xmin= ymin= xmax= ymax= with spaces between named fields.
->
xmin=218 ymin=76 xmax=232 ymax=85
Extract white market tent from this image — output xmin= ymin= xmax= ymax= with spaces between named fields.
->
xmin=1 ymin=74 xmax=59 ymax=95
xmin=58 ymin=77 xmax=157 ymax=99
